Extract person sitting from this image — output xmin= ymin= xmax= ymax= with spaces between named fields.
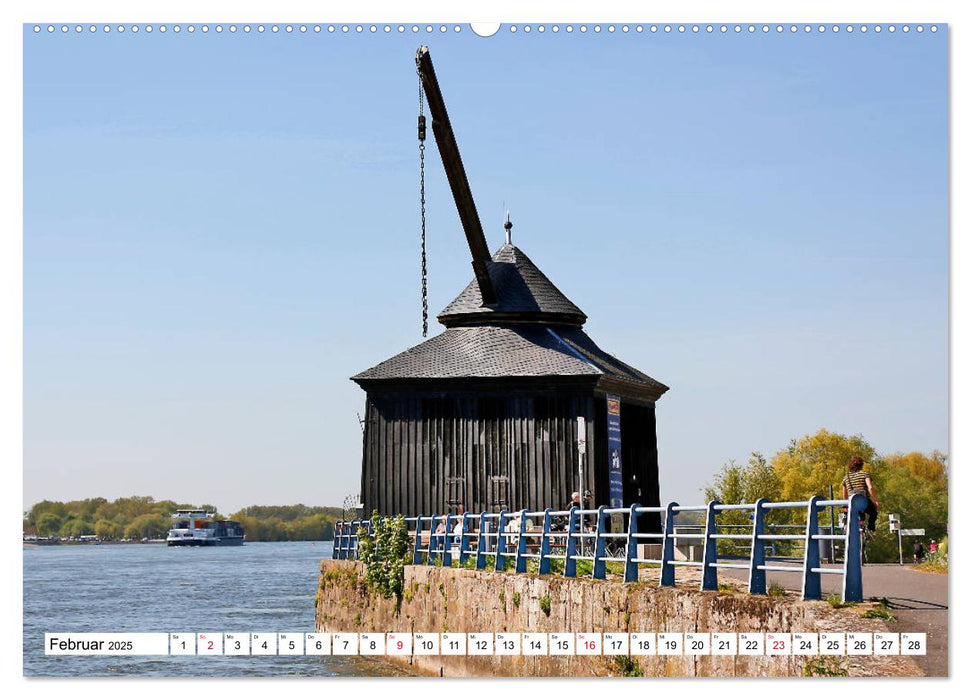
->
xmin=504 ymin=514 xmax=521 ymax=549
xmin=841 ymin=456 xmax=879 ymax=532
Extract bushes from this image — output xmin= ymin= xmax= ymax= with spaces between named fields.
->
xmin=356 ymin=513 xmax=411 ymax=600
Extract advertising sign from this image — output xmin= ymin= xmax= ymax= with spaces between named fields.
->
xmin=606 ymin=395 xmax=623 ymax=508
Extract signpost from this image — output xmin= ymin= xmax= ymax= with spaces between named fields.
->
xmin=888 ymin=516 xmax=925 ymax=565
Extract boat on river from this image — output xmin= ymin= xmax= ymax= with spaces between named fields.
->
xmin=166 ymin=510 xmax=244 ymax=546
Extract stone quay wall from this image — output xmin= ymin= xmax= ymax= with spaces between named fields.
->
xmin=315 ymin=560 xmax=921 ymax=678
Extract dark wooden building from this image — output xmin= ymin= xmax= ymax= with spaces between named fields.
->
xmin=352 ymin=48 xmax=668 ymax=521
xmin=352 ymin=239 xmax=669 ymax=518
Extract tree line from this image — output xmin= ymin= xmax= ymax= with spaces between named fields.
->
xmin=23 ymin=496 xmax=343 ymax=542
xmin=703 ymin=428 xmax=948 ymax=563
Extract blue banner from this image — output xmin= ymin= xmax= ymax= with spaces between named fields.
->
xmin=606 ymin=395 xmax=623 ymax=508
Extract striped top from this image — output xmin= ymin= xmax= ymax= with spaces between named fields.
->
xmin=842 ymin=470 xmax=871 ymax=496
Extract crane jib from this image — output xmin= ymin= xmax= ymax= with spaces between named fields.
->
xmin=415 ymin=46 xmax=497 ymax=306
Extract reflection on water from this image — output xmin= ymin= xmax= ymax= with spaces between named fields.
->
xmin=23 ymin=541 xmax=409 ymax=677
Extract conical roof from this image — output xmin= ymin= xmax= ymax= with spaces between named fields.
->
xmin=353 ymin=240 xmax=667 ymax=401
xmin=437 ymin=244 xmax=586 ymax=328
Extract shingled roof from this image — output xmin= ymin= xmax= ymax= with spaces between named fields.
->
xmin=353 ymin=241 xmax=667 ymax=399
xmin=437 ymin=244 xmax=587 ymax=327
xmin=352 ymin=324 xmax=668 ymax=396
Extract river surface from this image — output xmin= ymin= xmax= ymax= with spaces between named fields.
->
xmin=23 ymin=541 xmax=408 ymax=677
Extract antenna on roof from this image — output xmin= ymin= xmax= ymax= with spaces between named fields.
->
xmin=504 ymin=211 xmax=513 ymax=245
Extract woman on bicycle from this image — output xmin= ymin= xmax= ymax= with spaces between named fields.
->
xmin=841 ymin=456 xmax=879 ymax=532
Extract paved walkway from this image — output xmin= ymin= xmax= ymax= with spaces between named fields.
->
xmin=719 ymin=563 xmax=948 ymax=676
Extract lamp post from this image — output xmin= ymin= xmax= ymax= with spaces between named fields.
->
xmin=577 ymin=416 xmax=586 ymax=540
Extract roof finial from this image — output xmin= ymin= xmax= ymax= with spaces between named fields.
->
xmin=504 ymin=211 xmax=513 ymax=245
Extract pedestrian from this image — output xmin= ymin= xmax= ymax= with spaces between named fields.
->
xmin=913 ymin=539 xmax=925 ymax=564
xmin=841 ymin=456 xmax=880 ymax=532
xmin=929 ymin=539 xmax=937 ymax=555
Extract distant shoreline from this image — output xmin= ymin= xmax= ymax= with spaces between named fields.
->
xmin=23 ymin=538 xmax=166 ymax=546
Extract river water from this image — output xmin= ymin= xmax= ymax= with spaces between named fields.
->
xmin=23 ymin=541 xmax=408 ymax=677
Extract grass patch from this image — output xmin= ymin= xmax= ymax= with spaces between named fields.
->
xmin=827 ymin=594 xmax=854 ymax=609
xmin=539 ymin=593 xmax=551 ymax=616
xmin=862 ymin=605 xmax=896 ymax=621
xmin=767 ymin=581 xmax=787 ymax=597
xmin=803 ymin=656 xmax=849 ymax=677
xmin=913 ymin=560 xmax=948 ymax=574
xmin=614 ymin=655 xmax=644 ymax=677
xmin=512 ymin=592 xmax=521 ymax=608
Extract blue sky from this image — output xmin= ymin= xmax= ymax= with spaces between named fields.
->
xmin=23 ymin=24 xmax=947 ymax=514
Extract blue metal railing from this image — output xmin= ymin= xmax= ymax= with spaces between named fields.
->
xmin=331 ymin=494 xmax=866 ymax=603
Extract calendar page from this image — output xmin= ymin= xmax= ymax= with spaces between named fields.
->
xmin=17 ymin=0 xmax=951 ymax=692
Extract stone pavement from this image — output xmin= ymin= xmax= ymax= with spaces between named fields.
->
xmin=716 ymin=563 xmax=948 ymax=676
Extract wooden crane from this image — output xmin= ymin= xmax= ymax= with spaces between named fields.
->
xmin=415 ymin=46 xmax=497 ymax=306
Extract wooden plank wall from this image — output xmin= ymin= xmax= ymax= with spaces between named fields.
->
xmin=361 ymin=392 xmax=598 ymax=517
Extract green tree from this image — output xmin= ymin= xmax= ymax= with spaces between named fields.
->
xmin=123 ymin=514 xmax=170 ymax=540
xmin=94 ymin=519 xmax=122 ymax=540
xmin=36 ymin=512 xmax=62 ymax=536
xmin=60 ymin=518 xmax=94 ymax=538
xmin=704 ymin=430 xmax=948 ymax=563
xmin=772 ymin=429 xmax=877 ymax=505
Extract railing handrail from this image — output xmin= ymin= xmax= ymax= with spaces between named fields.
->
xmin=331 ymin=495 xmax=864 ymax=603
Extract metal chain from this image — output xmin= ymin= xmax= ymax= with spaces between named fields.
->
xmin=418 ymin=75 xmax=428 ymax=337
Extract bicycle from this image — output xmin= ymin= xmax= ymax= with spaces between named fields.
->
xmin=841 ymin=507 xmax=872 ymax=566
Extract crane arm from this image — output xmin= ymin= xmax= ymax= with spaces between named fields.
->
xmin=415 ymin=46 xmax=496 ymax=305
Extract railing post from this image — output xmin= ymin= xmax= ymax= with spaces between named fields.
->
xmin=442 ymin=513 xmax=454 ymax=567
xmin=515 ymin=509 xmax=529 ymax=573
xmin=413 ymin=515 xmax=424 ymax=565
xmin=476 ymin=513 xmax=488 ymax=570
xmin=749 ymin=499 xmax=767 ymax=595
xmin=459 ymin=513 xmax=471 ymax=566
xmin=624 ymin=504 xmax=640 ymax=583
xmin=350 ymin=520 xmax=360 ymax=560
xmin=539 ymin=509 xmax=553 ymax=575
xmin=564 ymin=507 xmax=579 ymax=578
xmin=495 ymin=510 xmax=509 ymax=572
xmin=333 ymin=523 xmax=341 ymax=559
xmin=843 ymin=494 xmax=865 ymax=603
xmin=660 ymin=502 xmax=678 ymax=587
xmin=592 ymin=506 xmax=608 ymax=580
xmin=802 ymin=496 xmax=822 ymax=600
xmin=701 ymin=500 xmax=720 ymax=591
